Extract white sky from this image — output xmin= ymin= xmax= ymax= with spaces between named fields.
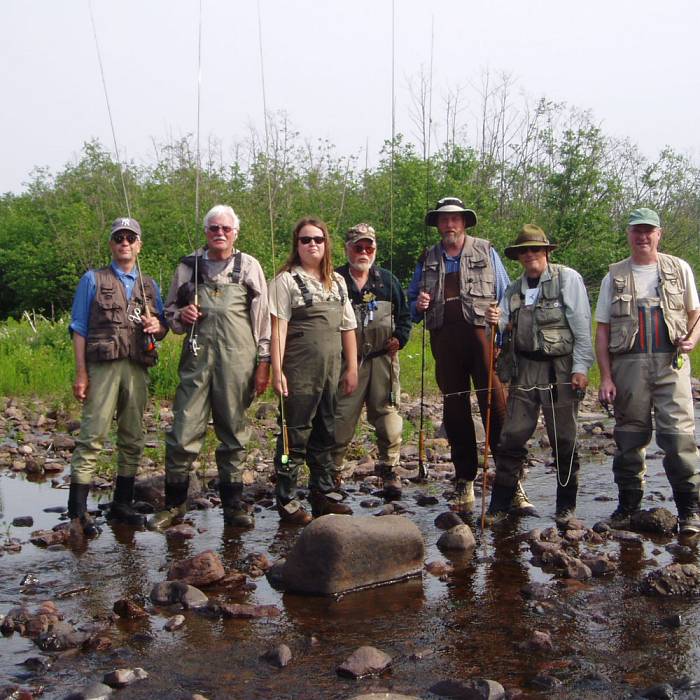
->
xmin=2 ymin=0 xmax=699 ymax=194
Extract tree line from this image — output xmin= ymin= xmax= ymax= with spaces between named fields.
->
xmin=1 ymin=81 xmax=698 ymax=319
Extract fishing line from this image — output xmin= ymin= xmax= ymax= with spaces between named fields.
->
xmin=388 ymin=0 xmax=397 ymax=408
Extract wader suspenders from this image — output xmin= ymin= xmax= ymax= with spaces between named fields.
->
xmin=228 ymin=251 xmax=242 ymax=284
xmin=292 ymin=273 xmax=346 ymax=307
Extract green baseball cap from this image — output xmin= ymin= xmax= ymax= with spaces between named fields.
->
xmin=627 ymin=207 xmax=660 ymax=228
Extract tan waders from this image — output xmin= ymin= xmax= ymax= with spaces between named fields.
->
xmin=332 ymin=300 xmax=403 ymax=498
xmin=153 ymin=281 xmax=257 ymax=530
xmin=275 ymin=299 xmax=352 ymax=521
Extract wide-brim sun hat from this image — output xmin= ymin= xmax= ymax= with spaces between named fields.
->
xmin=504 ymin=224 xmax=557 ymax=260
xmin=425 ymin=197 xmax=477 ymax=229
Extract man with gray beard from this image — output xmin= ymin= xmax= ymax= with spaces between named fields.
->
xmin=332 ymin=224 xmax=412 ymax=499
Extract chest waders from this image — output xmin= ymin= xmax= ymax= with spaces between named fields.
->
xmin=332 ymin=299 xmax=403 ymax=494
xmin=154 ymin=280 xmax=257 ymax=531
xmin=274 ymin=295 xmax=352 ymax=518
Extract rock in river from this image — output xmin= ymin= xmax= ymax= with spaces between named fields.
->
xmin=167 ymin=550 xmax=225 ymax=587
xmin=641 ymin=563 xmax=700 ymax=596
xmin=337 ymin=646 xmax=392 ymax=678
xmin=630 ymin=508 xmax=677 ymax=535
xmin=437 ymin=523 xmax=476 ymax=552
xmin=275 ymin=514 xmax=424 ymax=595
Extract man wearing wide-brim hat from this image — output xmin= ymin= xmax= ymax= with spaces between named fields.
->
xmin=408 ymin=197 xmax=532 ymax=512
xmin=484 ymin=224 xmax=593 ymax=524
xmin=595 ymin=207 xmax=700 ymax=536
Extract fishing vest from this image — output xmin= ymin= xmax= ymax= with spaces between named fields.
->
xmin=345 ymin=267 xmax=393 ymax=360
xmin=607 ymin=253 xmax=687 ymax=355
xmin=421 ymin=237 xmax=496 ymax=329
xmin=506 ymin=264 xmax=574 ymax=358
xmin=86 ymin=267 xmax=158 ymax=367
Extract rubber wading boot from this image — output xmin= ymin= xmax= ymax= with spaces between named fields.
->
xmin=147 ymin=479 xmax=189 ymax=531
xmin=378 ymin=463 xmax=402 ymax=501
xmin=221 ymin=482 xmax=254 ymax=528
xmin=449 ymin=479 xmax=475 ymax=512
xmin=674 ymin=491 xmax=700 ymax=536
xmin=277 ymin=499 xmax=313 ymax=526
xmin=605 ymin=488 xmax=643 ymax=529
xmin=67 ymin=482 xmax=100 ymax=540
xmin=511 ymin=481 xmax=538 ymax=515
xmin=486 ymin=482 xmax=517 ymax=524
xmin=309 ymin=490 xmax=353 ymax=518
xmin=107 ymin=476 xmax=146 ymax=528
xmin=554 ymin=482 xmax=578 ymax=527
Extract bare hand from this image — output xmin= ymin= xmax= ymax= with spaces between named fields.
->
xmin=485 ymin=305 xmax=501 ymax=326
xmin=141 ymin=315 xmax=161 ymax=334
xmin=416 ymin=291 xmax=431 ymax=313
xmin=676 ymin=337 xmax=697 ymax=354
xmin=73 ymin=369 xmax=89 ymax=402
xmin=571 ymin=372 xmax=589 ymax=392
xmin=384 ymin=337 xmax=400 ymax=357
xmin=598 ymin=376 xmax=616 ymax=405
xmin=255 ymin=362 xmax=270 ymax=396
xmin=180 ymin=304 xmax=202 ymax=326
xmin=342 ymin=367 xmax=358 ymax=395
xmin=273 ymin=372 xmax=288 ymax=397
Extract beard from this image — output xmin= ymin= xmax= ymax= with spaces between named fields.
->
xmin=349 ymin=258 xmax=374 ymax=273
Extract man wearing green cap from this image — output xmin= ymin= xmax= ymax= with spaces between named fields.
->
xmin=485 ymin=225 xmax=593 ymax=524
xmin=595 ymin=208 xmax=700 ymax=536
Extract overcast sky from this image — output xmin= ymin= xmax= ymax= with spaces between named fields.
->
xmin=2 ymin=0 xmax=699 ymax=195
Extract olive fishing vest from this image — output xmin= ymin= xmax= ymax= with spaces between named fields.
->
xmin=507 ymin=264 xmax=574 ymax=358
xmin=421 ymin=237 xmax=496 ymax=329
xmin=607 ymin=253 xmax=687 ymax=355
xmin=348 ymin=268 xmax=393 ymax=361
xmin=86 ymin=267 xmax=158 ymax=367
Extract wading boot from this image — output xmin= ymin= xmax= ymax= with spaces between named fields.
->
xmin=277 ymin=499 xmax=313 ymax=526
xmin=378 ymin=463 xmax=402 ymax=501
xmin=147 ymin=479 xmax=189 ymax=531
xmin=674 ymin=491 xmax=700 ymax=536
xmin=511 ymin=481 xmax=538 ymax=516
xmin=221 ymin=481 xmax=254 ymax=528
xmin=107 ymin=476 xmax=146 ymax=528
xmin=67 ymin=482 xmax=100 ymax=540
xmin=554 ymin=482 xmax=578 ymax=527
xmin=309 ymin=489 xmax=353 ymax=518
xmin=485 ymin=482 xmax=517 ymax=524
xmin=605 ymin=489 xmax=643 ymax=529
xmin=449 ymin=479 xmax=475 ymax=512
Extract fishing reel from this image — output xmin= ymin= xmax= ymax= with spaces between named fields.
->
xmin=672 ymin=350 xmax=684 ymax=370
xmin=574 ymin=387 xmax=586 ymax=401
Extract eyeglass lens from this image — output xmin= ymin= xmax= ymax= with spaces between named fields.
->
xmin=299 ymin=236 xmax=325 ymax=245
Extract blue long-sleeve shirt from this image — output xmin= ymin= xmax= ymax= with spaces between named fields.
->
xmin=70 ymin=262 xmax=165 ymax=337
xmin=407 ymin=242 xmax=510 ymax=322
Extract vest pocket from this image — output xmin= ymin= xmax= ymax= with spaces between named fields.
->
xmin=611 ymin=293 xmax=633 ymax=318
xmin=662 ymin=278 xmax=685 ymax=310
xmin=87 ymin=339 xmax=117 ymax=361
xmin=538 ymin=328 xmax=573 ymax=357
xmin=466 ymin=258 xmax=493 ymax=297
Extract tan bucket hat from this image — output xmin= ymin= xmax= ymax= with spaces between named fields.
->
xmin=504 ymin=224 xmax=557 ymax=260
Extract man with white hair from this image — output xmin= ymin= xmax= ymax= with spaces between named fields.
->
xmin=332 ymin=223 xmax=411 ymax=499
xmin=149 ymin=204 xmax=271 ymax=530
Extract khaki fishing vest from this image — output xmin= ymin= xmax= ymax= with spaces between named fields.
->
xmin=507 ymin=264 xmax=574 ymax=357
xmin=607 ymin=253 xmax=688 ymax=355
xmin=86 ymin=267 xmax=158 ymax=367
xmin=422 ymin=237 xmax=496 ymax=329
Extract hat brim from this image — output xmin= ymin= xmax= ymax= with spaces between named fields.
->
xmin=346 ymin=234 xmax=377 ymax=245
xmin=425 ymin=208 xmax=477 ymax=229
xmin=504 ymin=243 xmax=557 ymax=260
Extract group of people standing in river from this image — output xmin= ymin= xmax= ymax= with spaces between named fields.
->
xmin=64 ymin=197 xmax=700 ymax=542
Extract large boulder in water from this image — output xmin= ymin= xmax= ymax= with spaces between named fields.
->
xmin=277 ymin=514 xmax=424 ymax=595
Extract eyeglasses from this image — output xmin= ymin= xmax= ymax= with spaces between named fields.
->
xmin=208 ymin=224 xmax=234 ymax=234
xmin=111 ymin=232 xmax=138 ymax=244
xmin=352 ymin=242 xmax=375 ymax=254
xmin=299 ymin=236 xmax=325 ymax=245
xmin=519 ymin=246 xmax=545 ymax=254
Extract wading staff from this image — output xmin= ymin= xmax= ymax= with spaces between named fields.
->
xmin=416 ymin=16 xmax=435 ymax=481
xmin=481 ymin=304 xmax=498 ymax=529
xmin=88 ymin=0 xmax=156 ymax=354
xmin=672 ymin=311 xmax=700 ymax=370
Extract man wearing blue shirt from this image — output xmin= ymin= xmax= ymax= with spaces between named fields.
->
xmin=408 ymin=197 xmax=532 ymax=513
xmin=68 ymin=217 xmax=167 ymax=539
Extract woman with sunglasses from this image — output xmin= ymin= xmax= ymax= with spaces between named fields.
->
xmin=269 ymin=217 xmax=358 ymax=524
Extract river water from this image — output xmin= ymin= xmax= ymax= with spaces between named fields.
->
xmin=1 ymin=414 xmax=699 ymax=699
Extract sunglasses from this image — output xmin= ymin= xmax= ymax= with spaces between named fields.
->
xmin=299 ymin=236 xmax=325 ymax=245
xmin=352 ymin=242 xmax=375 ymax=254
xmin=111 ymin=232 xmax=138 ymax=244
xmin=519 ymin=246 xmax=545 ymax=254
xmin=208 ymin=224 xmax=234 ymax=234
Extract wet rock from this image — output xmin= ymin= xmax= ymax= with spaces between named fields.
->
xmin=580 ymin=553 xmax=617 ymax=577
xmin=21 ymin=656 xmax=53 ymax=673
xmin=434 ymin=511 xmax=463 ymax=530
xmin=167 ymin=550 xmax=225 ymax=587
xmin=64 ymin=681 xmax=115 ymax=699
xmin=521 ymin=582 xmax=553 ymax=600
xmin=113 ymin=599 xmax=148 ymax=620
xmin=29 ymin=529 xmax=70 ymax=547
xmin=529 ymin=674 xmax=562 ymax=690
xmin=642 ymin=563 xmax=700 ymax=596
xmin=564 ymin=559 xmax=592 ymax=580
xmin=52 ymin=435 xmax=76 ymax=450
xmin=164 ymin=615 xmax=185 ymax=631
xmin=261 ymin=643 xmax=292 ymax=668
xmin=428 ymin=678 xmax=506 ymax=699
xmin=592 ymin=521 xmax=611 ymax=533
xmin=277 ymin=515 xmax=424 ymax=595
xmin=610 ymin=530 xmax=643 ymax=543
xmin=12 ymin=516 xmax=33 ymax=527
xmin=530 ymin=540 xmax=562 ymax=558
xmin=360 ymin=499 xmax=382 ymax=508
xmin=540 ymin=527 xmax=562 ymax=543
xmin=631 ymin=508 xmax=678 ymax=535
xmin=415 ymin=493 xmax=439 ymax=506
xmin=425 ymin=560 xmax=454 ymax=576
xmin=219 ymin=603 xmax=280 ymax=619
xmin=437 ymin=524 xmax=476 ymax=552
xmin=43 ymin=506 xmax=66 ymax=514
xmin=164 ymin=524 xmax=197 ymax=540
xmin=641 ymin=683 xmax=675 ymax=699
xmin=150 ymin=581 xmax=208 ymax=608
xmin=191 ymin=497 xmax=213 ymax=509
xmin=520 ymin=629 xmax=553 ymax=652
xmin=337 ymin=646 xmax=392 ymax=678
xmin=661 ymin=614 xmax=682 ymax=629
xmin=563 ymin=529 xmax=586 ymax=542
xmin=103 ymin=668 xmax=148 ymax=689
xmin=35 ymin=621 xmax=87 ymax=651
xmin=348 ymin=695 xmax=420 ymax=700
